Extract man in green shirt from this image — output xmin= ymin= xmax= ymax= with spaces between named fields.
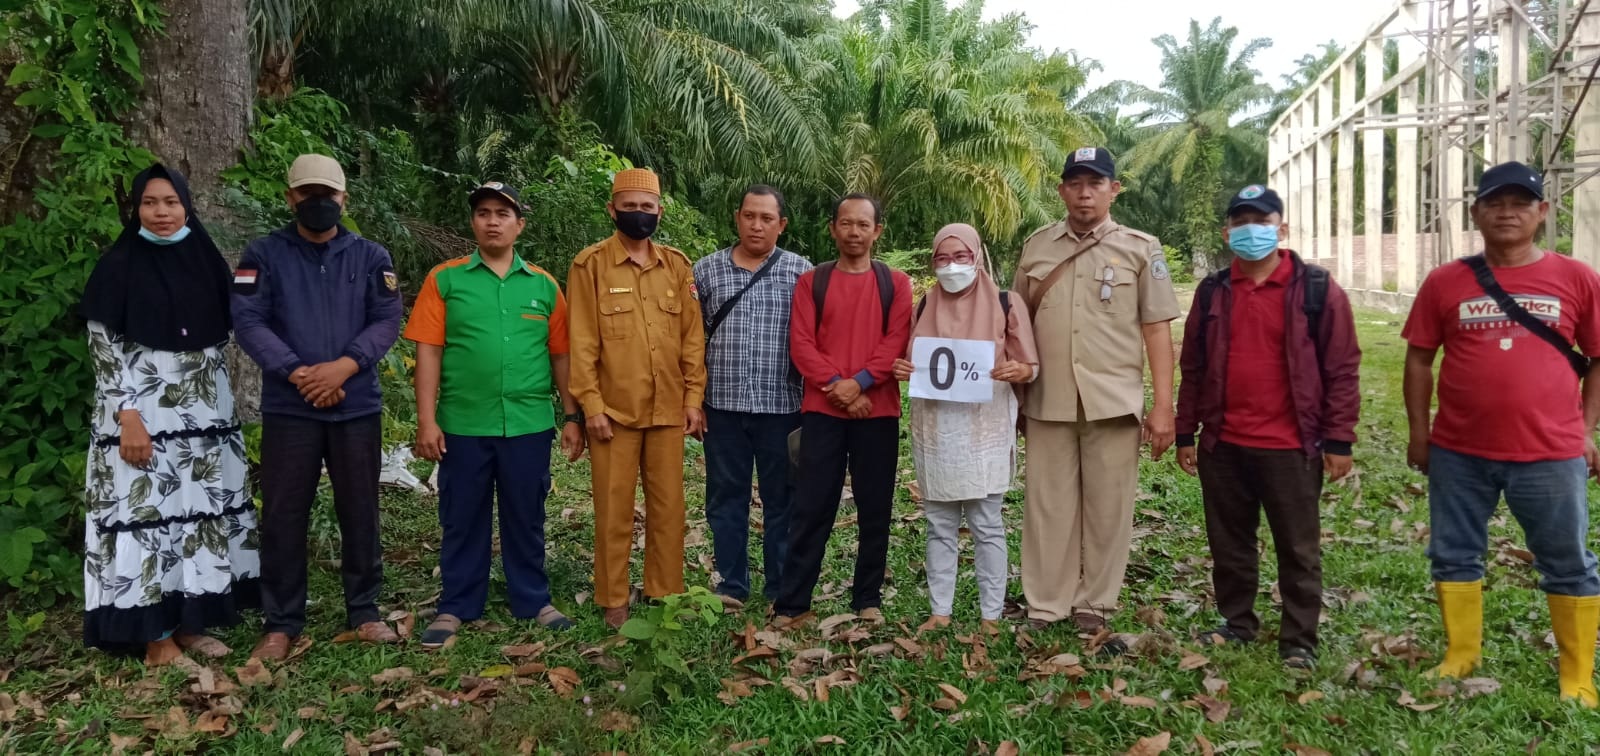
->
xmin=405 ymin=182 xmax=585 ymax=647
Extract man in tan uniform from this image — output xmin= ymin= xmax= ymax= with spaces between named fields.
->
xmin=568 ymin=168 xmax=707 ymax=629
xmin=1013 ymin=147 xmax=1179 ymax=652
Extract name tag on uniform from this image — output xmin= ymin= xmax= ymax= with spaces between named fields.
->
xmin=608 ymin=287 xmax=633 ymax=294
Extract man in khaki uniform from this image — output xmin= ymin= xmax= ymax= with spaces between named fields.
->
xmin=568 ymin=168 xmax=707 ymax=629
xmin=1013 ymin=147 xmax=1179 ymax=651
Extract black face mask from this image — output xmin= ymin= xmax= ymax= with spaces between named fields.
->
xmin=613 ymin=210 xmax=660 ymax=241
xmin=295 ymin=196 xmax=343 ymax=233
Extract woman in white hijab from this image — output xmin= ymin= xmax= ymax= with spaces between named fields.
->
xmin=893 ymin=223 xmax=1039 ymax=635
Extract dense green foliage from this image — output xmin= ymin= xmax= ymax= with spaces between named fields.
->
xmin=0 ymin=0 xmax=162 ymax=603
xmin=0 ymin=0 xmax=1335 ymax=604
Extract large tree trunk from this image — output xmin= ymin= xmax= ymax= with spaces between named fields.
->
xmin=131 ymin=0 xmax=262 ymax=420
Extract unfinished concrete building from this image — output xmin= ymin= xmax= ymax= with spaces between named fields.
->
xmin=1267 ymin=0 xmax=1600 ymax=306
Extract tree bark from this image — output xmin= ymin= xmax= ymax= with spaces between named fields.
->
xmin=0 ymin=46 xmax=51 ymax=221
xmin=131 ymin=0 xmax=262 ymax=420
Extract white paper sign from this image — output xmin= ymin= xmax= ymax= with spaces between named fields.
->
xmin=909 ymin=337 xmax=995 ymax=403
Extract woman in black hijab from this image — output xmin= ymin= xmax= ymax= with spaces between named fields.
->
xmin=80 ymin=164 xmax=259 ymax=665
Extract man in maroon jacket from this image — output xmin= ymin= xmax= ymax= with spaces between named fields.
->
xmin=1175 ymin=184 xmax=1361 ymax=669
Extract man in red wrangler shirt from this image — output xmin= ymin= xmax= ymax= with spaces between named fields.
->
xmin=1403 ymin=161 xmax=1600 ymax=706
xmin=772 ymin=193 xmax=913 ymax=629
xmin=1176 ymin=184 xmax=1361 ymax=670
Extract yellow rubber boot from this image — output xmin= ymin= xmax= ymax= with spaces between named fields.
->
xmin=1547 ymin=593 xmax=1600 ymax=708
xmin=1430 ymin=581 xmax=1483 ymax=679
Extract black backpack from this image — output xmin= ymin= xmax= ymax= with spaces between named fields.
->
xmin=1193 ymin=261 xmax=1330 ymax=365
xmin=811 ymin=259 xmax=896 ymax=335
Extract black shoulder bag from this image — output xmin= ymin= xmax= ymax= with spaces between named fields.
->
xmin=705 ymin=251 xmax=784 ymax=340
xmin=1462 ymin=254 xmax=1589 ymax=377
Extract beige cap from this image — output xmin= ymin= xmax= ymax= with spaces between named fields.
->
xmin=287 ymin=154 xmax=346 ymax=192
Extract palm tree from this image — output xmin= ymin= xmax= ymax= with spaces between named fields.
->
xmin=258 ymin=0 xmax=820 ymax=176
xmin=1118 ymin=18 xmax=1273 ymax=267
xmin=790 ymin=0 xmax=1098 ymax=256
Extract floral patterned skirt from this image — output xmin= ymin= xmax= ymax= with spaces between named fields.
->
xmin=83 ymin=429 xmax=261 ymax=649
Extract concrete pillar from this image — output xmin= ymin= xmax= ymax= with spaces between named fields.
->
xmin=1337 ymin=59 xmax=1357 ymax=284
xmin=1494 ymin=2 xmax=1525 ymax=163
xmin=1396 ymin=79 xmax=1421 ymax=293
xmin=1363 ymin=38 xmax=1386 ymax=289
xmin=1574 ymin=10 xmax=1600 ymax=269
xmin=1444 ymin=65 xmax=1467 ymax=265
xmin=1299 ymin=103 xmax=1312 ymax=257
xmin=1316 ymin=82 xmax=1334 ymax=262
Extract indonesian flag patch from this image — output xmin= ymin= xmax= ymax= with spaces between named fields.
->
xmin=234 ymin=269 xmax=258 ymax=285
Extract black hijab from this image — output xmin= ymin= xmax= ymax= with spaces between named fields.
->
xmin=80 ymin=164 xmax=233 ymax=352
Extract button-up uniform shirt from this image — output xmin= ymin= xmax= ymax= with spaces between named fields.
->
xmin=693 ymin=246 xmax=812 ymax=414
xmin=1013 ymin=218 xmax=1180 ymax=423
xmin=402 ymin=251 xmax=569 ymax=437
xmin=567 ymin=234 xmax=707 ymax=429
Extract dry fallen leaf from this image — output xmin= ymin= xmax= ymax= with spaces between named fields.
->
xmin=818 ymin=613 xmax=858 ymax=632
xmin=152 ymin=707 xmax=190 ymax=738
xmin=815 ymin=735 xmax=847 ymax=745
xmin=501 ymin=643 xmax=545 ymax=659
xmin=370 ymin=667 xmax=414 ymax=686
xmin=1298 ymin=690 xmax=1326 ymax=705
xmin=1202 ymin=674 xmax=1229 ymax=697
xmin=732 ymin=646 xmax=778 ymax=666
xmin=1396 ymin=690 xmax=1443 ymax=712
xmin=282 ymin=726 xmax=306 ymax=750
xmin=1123 ymin=731 xmax=1173 ymax=756
xmin=781 ymin=677 xmax=810 ymax=701
xmin=343 ymin=730 xmax=364 ymax=756
xmin=332 ymin=630 xmax=361 ymax=644
xmin=109 ymin=732 xmax=142 ymax=755
xmin=236 ymin=659 xmax=274 ymax=688
xmin=383 ymin=609 xmax=416 ymax=638
xmin=547 ymin=667 xmax=581 ymax=697
xmin=1118 ymin=696 xmax=1159 ymax=709
xmin=1178 ymin=651 xmax=1210 ymax=671
xmin=936 ymin=683 xmax=968 ymax=705
xmin=1194 ymin=694 xmax=1230 ymax=723
xmin=1459 ymin=677 xmax=1502 ymax=698
xmin=195 ymin=711 xmax=230 ymax=734
xmin=729 ymin=739 xmax=770 ymax=752
xmin=1195 ymin=734 xmax=1215 ymax=756
xmin=996 ymin=741 xmax=1020 ymax=756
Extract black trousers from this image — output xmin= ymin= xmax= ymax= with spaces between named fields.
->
xmin=775 ymin=413 xmax=899 ymax=616
xmin=1198 ymin=441 xmax=1324 ymax=651
xmin=258 ymin=412 xmax=384 ymax=635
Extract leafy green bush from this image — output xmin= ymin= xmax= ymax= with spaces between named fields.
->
xmin=0 ymin=0 xmax=163 ymax=602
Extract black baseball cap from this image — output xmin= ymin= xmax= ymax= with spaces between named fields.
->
xmin=469 ymin=181 xmax=524 ymax=215
xmin=1063 ymin=146 xmax=1115 ymax=179
xmin=1474 ymin=161 xmax=1544 ymax=201
xmin=1226 ymin=184 xmax=1284 ymax=217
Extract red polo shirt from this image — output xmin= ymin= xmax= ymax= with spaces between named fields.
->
xmin=1220 ymin=250 xmax=1302 ymax=450
xmin=1403 ymin=252 xmax=1600 ymax=461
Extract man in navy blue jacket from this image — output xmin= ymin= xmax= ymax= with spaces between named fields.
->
xmin=232 ymin=154 xmax=403 ymax=660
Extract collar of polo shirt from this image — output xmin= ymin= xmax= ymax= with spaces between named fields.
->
xmin=466 ymin=250 xmax=535 ymax=274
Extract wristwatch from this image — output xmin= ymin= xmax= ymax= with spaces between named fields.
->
xmin=563 ymin=412 xmax=582 ymax=426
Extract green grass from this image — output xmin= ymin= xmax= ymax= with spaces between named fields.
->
xmin=5 ymin=308 xmax=1600 ymax=754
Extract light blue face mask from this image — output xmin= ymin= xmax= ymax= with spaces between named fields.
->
xmin=1227 ymin=223 xmax=1279 ymax=261
xmin=138 ymin=225 xmax=191 ymax=245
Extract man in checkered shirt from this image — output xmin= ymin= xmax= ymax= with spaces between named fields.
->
xmin=693 ymin=185 xmax=813 ymax=611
